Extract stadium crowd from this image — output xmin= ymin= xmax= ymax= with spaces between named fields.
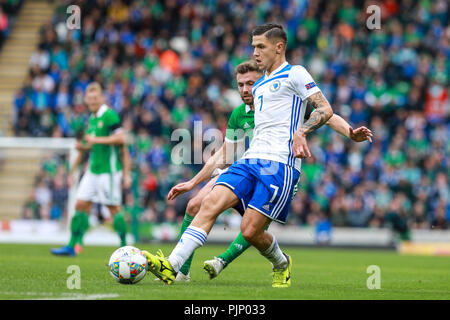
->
xmin=14 ymin=0 xmax=449 ymax=233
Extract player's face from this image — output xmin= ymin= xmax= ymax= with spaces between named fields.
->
xmin=236 ymin=71 xmax=261 ymax=105
xmin=84 ymin=90 xmax=103 ymax=113
xmin=252 ymin=34 xmax=278 ymax=70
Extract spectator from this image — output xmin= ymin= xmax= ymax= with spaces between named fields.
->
xmin=15 ymin=0 xmax=449 ymax=231
xmin=29 ymin=44 xmax=50 ymax=71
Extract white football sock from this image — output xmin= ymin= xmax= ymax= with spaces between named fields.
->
xmin=260 ymin=235 xmax=287 ymax=270
xmin=167 ymin=226 xmax=207 ymax=273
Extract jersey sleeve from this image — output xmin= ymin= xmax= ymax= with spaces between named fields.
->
xmin=290 ymin=65 xmax=321 ymax=100
xmin=225 ymin=107 xmax=244 ymax=143
xmin=105 ymin=109 xmax=122 ymax=133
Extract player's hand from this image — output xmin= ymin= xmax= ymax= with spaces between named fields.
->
xmin=349 ymin=126 xmax=373 ymax=143
xmin=123 ymin=173 xmax=132 ymax=189
xmin=75 ymin=141 xmax=84 ymax=151
xmin=167 ymin=181 xmax=195 ymax=201
xmin=292 ymin=131 xmax=312 ymax=158
xmin=84 ymin=135 xmax=96 ymax=147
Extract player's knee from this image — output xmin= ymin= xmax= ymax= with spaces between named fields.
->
xmin=198 ymin=193 xmax=221 ymax=217
xmin=186 ymin=197 xmax=201 ymax=217
xmin=108 ymin=206 xmax=121 ymax=216
xmin=241 ymin=225 xmax=259 ymax=244
xmin=75 ymin=200 xmax=90 ymax=212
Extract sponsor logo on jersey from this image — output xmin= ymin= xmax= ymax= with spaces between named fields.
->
xmin=97 ymin=120 xmax=103 ymax=128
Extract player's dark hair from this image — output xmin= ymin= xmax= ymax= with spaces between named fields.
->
xmin=235 ymin=60 xmax=263 ymax=75
xmin=252 ymin=23 xmax=287 ymax=46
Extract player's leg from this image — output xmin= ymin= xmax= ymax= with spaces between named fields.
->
xmin=205 ymin=170 xmax=301 ymax=278
xmin=143 ymin=185 xmax=240 ymax=284
xmin=101 ymin=172 xmax=126 ymax=246
xmin=108 ymin=205 xmax=127 ymax=247
xmin=177 ymin=177 xmax=218 ymax=278
xmin=73 ymin=200 xmax=92 ymax=247
xmin=241 ymin=160 xmax=299 ymax=287
xmin=241 ymin=207 xmax=292 ymax=288
xmin=144 ymin=160 xmax=254 ymax=284
xmin=51 ymin=171 xmax=96 ymax=256
xmin=204 ymin=224 xmax=270 ymax=279
xmin=51 ymin=199 xmax=92 ymax=256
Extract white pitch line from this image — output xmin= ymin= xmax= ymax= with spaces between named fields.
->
xmin=34 ymin=293 xmax=120 ymax=300
xmin=0 ymin=291 xmax=119 ymax=300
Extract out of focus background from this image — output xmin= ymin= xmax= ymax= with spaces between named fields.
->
xmin=0 ymin=0 xmax=448 ymax=253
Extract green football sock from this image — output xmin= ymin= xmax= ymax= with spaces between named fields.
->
xmin=179 ymin=212 xmax=195 ymax=276
xmin=76 ymin=211 xmax=90 ymax=246
xmin=68 ymin=213 xmax=80 ymax=248
xmin=217 ymin=231 xmax=251 ymax=268
xmin=68 ymin=210 xmax=89 ymax=248
xmin=113 ymin=211 xmax=127 ymax=247
xmin=217 ymin=225 xmax=270 ymax=268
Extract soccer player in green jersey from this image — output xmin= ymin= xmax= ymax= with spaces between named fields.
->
xmin=51 ymin=82 xmax=131 ymax=256
xmin=164 ymin=60 xmax=372 ymax=281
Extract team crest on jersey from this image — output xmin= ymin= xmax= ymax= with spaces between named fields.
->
xmin=97 ymin=120 xmax=103 ymax=128
xmin=269 ymin=80 xmax=281 ymax=92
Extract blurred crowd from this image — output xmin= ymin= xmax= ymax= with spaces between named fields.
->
xmin=13 ymin=0 xmax=449 ymax=232
xmin=0 ymin=0 xmax=23 ymax=48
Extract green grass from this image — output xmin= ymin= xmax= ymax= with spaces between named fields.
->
xmin=0 ymin=243 xmax=449 ymax=300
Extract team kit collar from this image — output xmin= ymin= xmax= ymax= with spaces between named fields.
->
xmin=245 ymin=105 xmax=253 ymax=113
xmin=95 ymin=104 xmax=108 ymax=117
xmin=265 ymin=61 xmax=289 ymax=78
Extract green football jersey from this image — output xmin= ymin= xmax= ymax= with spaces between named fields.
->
xmin=225 ymin=104 xmax=255 ymax=143
xmin=86 ymin=104 xmax=122 ymax=174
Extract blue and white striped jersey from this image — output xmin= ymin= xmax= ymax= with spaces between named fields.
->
xmin=243 ymin=61 xmax=321 ymax=172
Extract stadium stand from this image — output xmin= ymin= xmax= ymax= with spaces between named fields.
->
xmin=0 ymin=0 xmax=57 ymax=220
xmin=7 ymin=0 xmax=449 ymax=233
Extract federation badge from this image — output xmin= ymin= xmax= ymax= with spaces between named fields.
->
xmin=269 ymin=80 xmax=281 ymax=92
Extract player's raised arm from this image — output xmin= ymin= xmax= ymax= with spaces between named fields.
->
xmin=326 ymin=114 xmax=373 ymax=143
xmin=300 ymin=91 xmax=333 ymax=134
xmin=167 ymin=140 xmax=237 ymax=200
xmin=304 ymin=102 xmax=373 ymax=143
xmin=293 ymin=91 xmax=333 ymax=158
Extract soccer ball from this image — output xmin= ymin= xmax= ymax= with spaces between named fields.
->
xmin=108 ymin=246 xmax=148 ymax=284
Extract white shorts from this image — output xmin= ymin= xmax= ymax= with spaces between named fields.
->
xmin=77 ymin=171 xmax=122 ymax=206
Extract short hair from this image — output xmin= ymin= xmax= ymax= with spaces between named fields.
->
xmin=85 ymin=82 xmax=103 ymax=94
xmin=252 ymin=23 xmax=287 ymax=46
xmin=235 ymin=60 xmax=263 ymax=75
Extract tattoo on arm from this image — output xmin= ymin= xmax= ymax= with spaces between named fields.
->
xmin=299 ymin=92 xmax=332 ymax=135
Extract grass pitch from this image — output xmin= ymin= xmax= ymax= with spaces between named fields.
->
xmin=0 ymin=243 xmax=449 ymax=300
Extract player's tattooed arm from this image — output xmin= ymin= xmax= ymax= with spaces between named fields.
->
xmin=292 ymin=91 xmax=333 ymax=158
xmin=298 ymin=91 xmax=333 ymax=136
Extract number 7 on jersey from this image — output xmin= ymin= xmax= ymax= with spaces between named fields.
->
xmin=258 ymin=95 xmax=263 ymax=111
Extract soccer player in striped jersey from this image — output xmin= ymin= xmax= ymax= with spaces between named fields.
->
xmin=51 ymin=82 xmax=131 ymax=256
xmin=157 ymin=56 xmax=372 ymax=283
